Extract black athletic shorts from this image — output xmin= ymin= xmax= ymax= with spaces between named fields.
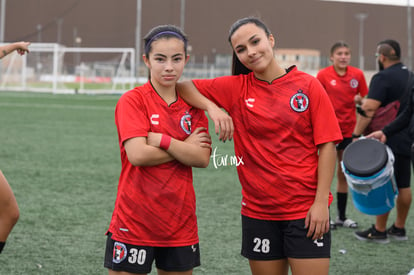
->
xmin=411 ymin=143 xmax=414 ymax=171
xmin=241 ymin=215 xmax=331 ymax=260
xmin=336 ymin=137 xmax=353 ymax=151
xmin=104 ymin=233 xmax=200 ymax=273
xmin=394 ymin=153 xmax=411 ymax=189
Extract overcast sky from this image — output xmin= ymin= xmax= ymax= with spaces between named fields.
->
xmin=321 ymin=0 xmax=414 ymax=7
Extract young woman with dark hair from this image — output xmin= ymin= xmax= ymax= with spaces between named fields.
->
xmin=177 ymin=17 xmax=342 ymax=275
xmin=104 ymin=25 xmax=211 ymax=275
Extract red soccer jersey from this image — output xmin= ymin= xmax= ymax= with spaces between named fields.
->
xmin=193 ymin=66 xmax=342 ymax=221
xmin=108 ymin=81 xmax=208 ymax=246
xmin=316 ymin=65 xmax=368 ymax=137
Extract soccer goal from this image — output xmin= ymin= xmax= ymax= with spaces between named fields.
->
xmin=0 ymin=43 xmax=138 ymax=94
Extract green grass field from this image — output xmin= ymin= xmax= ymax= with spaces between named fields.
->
xmin=0 ymin=91 xmax=413 ymax=274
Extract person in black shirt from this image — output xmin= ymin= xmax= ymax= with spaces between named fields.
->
xmin=370 ymin=88 xmax=414 ymax=142
xmin=366 ymin=73 xmax=414 ymax=240
xmin=352 ymin=39 xmax=412 ymax=243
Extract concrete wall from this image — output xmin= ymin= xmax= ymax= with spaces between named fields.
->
xmin=2 ymin=0 xmax=411 ymax=70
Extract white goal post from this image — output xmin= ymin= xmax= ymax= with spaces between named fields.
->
xmin=0 ymin=43 xmax=137 ymax=94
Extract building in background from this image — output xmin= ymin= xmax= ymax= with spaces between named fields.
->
xmin=3 ymin=0 xmax=413 ymax=69
xmin=0 ymin=0 xmax=410 ymax=93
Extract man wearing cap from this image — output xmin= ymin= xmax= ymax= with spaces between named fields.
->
xmin=352 ymin=39 xmax=412 ymax=243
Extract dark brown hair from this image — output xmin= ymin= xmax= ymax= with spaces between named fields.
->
xmin=143 ymin=25 xmax=188 ymax=57
xmin=330 ymin=41 xmax=350 ymax=55
xmin=228 ymin=17 xmax=271 ymax=75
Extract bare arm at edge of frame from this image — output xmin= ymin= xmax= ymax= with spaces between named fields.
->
xmin=0 ymin=42 xmax=30 ymax=59
xmin=0 ymin=170 xmax=20 ymax=242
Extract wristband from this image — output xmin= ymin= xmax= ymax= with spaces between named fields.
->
xmin=352 ymin=133 xmax=362 ymax=138
xmin=356 ymin=105 xmax=372 ymax=118
xmin=159 ymin=134 xmax=172 ymax=150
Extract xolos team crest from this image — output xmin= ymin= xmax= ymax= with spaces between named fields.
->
xmin=112 ymin=242 xmax=127 ymax=263
xmin=181 ymin=111 xmax=192 ymax=134
xmin=290 ymin=89 xmax=309 ymax=113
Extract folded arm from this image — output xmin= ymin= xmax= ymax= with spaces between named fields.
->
xmin=125 ymin=127 xmax=211 ymax=168
xmin=177 ymin=81 xmax=234 ymax=141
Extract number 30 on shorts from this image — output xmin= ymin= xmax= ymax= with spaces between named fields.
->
xmin=128 ymin=248 xmax=147 ymax=265
xmin=253 ymin=237 xmax=270 ymax=253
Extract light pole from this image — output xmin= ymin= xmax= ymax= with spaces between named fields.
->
xmin=57 ymin=18 xmax=63 ymax=45
xmin=135 ymin=0 xmax=142 ymax=80
xmin=407 ymin=0 xmax=412 ymax=70
xmin=0 ymin=0 xmax=6 ymax=77
xmin=0 ymin=0 xmax=5 ymax=43
xmin=37 ymin=24 xmax=43 ymax=72
xmin=180 ymin=0 xmax=185 ymax=31
xmin=355 ymin=13 xmax=368 ymax=70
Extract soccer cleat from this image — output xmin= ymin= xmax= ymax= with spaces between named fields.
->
xmin=387 ymin=224 xmax=408 ymax=241
xmin=354 ymin=225 xmax=389 ymax=244
xmin=330 ymin=219 xmax=337 ymax=230
xmin=335 ymin=217 xmax=358 ymax=228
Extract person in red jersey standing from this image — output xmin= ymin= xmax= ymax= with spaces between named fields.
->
xmin=178 ymin=17 xmax=342 ymax=275
xmin=316 ymin=41 xmax=368 ymax=229
xmin=104 ymin=25 xmax=211 ymax=275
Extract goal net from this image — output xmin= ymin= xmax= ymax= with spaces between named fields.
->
xmin=0 ymin=43 xmax=137 ymax=94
